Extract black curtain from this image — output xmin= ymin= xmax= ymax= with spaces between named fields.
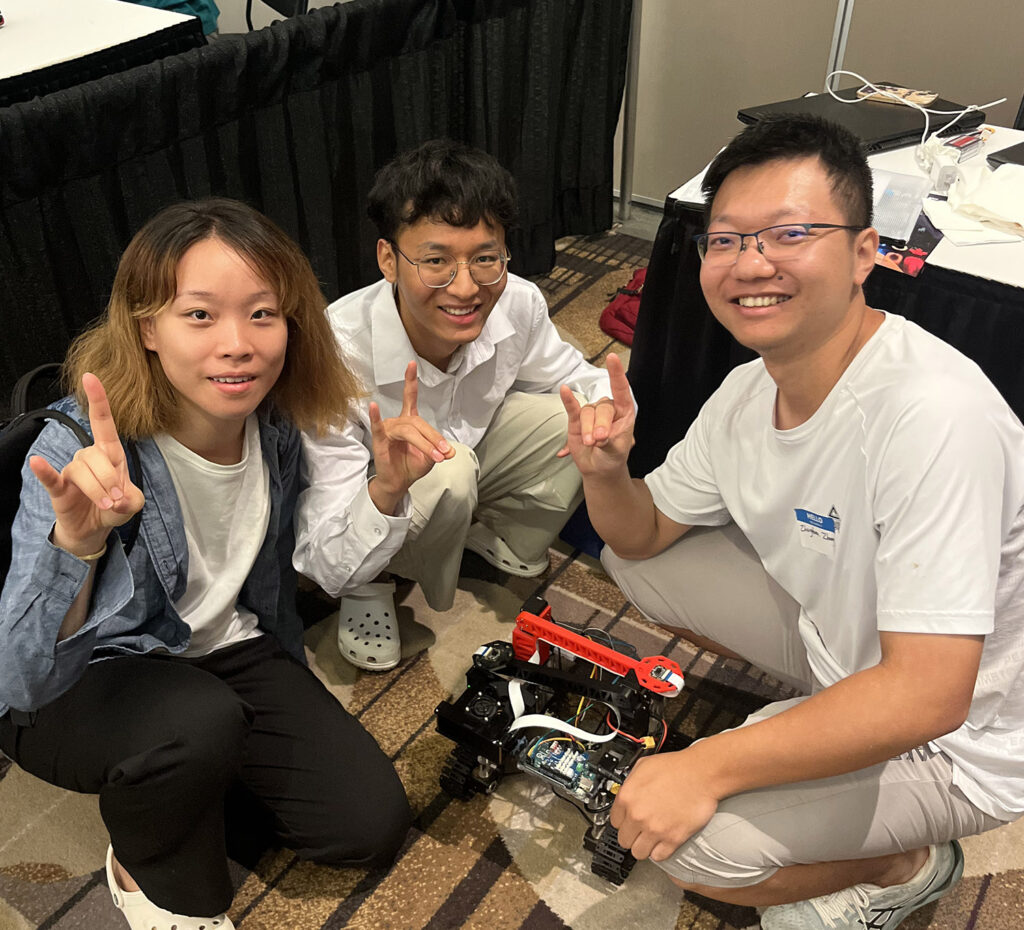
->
xmin=628 ymin=204 xmax=757 ymax=478
xmin=0 ymin=0 xmax=632 ymax=404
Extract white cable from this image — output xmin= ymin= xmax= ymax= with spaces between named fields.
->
xmin=493 ymin=642 xmax=644 ymax=745
xmin=508 ymin=679 xmax=527 ymax=719
xmin=498 ymin=644 xmax=541 ymax=720
xmin=509 ymin=712 xmax=620 ymax=744
xmin=823 ymin=70 xmax=1006 ymax=163
xmin=506 ymin=641 xmax=625 ymax=743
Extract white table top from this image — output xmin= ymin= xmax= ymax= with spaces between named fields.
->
xmin=670 ymin=125 xmax=1024 ymax=290
xmin=0 ymin=0 xmax=194 ymax=82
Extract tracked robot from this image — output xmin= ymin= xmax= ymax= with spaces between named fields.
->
xmin=434 ymin=595 xmax=684 ymax=884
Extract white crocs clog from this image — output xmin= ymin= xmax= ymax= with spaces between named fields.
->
xmin=464 ymin=523 xmax=549 ymax=577
xmin=105 ymin=845 xmax=234 ymax=930
xmin=337 ymin=580 xmax=401 ymax=671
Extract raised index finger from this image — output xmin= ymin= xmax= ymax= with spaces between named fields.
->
xmin=401 ymin=361 xmax=419 ymax=417
xmin=82 ymin=373 xmax=123 ymax=453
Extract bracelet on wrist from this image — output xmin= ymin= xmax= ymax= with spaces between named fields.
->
xmin=49 ymin=527 xmax=108 ymax=563
xmin=78 ymin=544 xmax=107 ymax=562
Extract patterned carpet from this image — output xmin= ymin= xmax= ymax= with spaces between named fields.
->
xmin=3 ymin=232 xmax=1023 ymax=929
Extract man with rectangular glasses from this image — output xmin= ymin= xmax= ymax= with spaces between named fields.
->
xmin=294 ymin=139 xmax=618 ymax=671
xmin=561 ymin=114 xmax=1024 ymax=929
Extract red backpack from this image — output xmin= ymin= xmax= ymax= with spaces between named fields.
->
xmin=599 ymin=267 xmax=646 ymax=346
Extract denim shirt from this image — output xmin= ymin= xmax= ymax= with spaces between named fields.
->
xmin=0 ymin=397 xmax=305 ymax=716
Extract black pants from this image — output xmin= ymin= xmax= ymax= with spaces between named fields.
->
xmin=0 ymin=635 xmax=411 ymax=916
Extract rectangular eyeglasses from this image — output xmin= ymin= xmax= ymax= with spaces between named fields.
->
xmin=693 ymin=223 xmax=866 ymax=265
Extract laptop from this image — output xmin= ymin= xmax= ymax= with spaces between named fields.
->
xmin=737 ymin=85 xmax=986 ymax=154
xmin=987 ymin=140 xmax=1024 ymax=170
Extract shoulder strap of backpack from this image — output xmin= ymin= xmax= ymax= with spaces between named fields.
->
xmin=5 ymin=408 xmax=143 ymax=558
xmin=9 ymin=363 xmax=64 ymax=419
xmin=5 ymin=407 xmax=90 ymax=446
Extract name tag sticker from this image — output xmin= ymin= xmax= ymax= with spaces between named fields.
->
xmin=795 ymin=509 xmax=836 ymax=557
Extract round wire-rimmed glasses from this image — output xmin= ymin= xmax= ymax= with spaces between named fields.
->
xmin=693 ymin=223 xmax=867 ymax=265
xmin=391 ymin=242 xmax=510 ymax=287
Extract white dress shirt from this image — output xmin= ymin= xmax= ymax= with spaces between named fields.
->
xmin=293 ymin=273 xmax=613 ymax=596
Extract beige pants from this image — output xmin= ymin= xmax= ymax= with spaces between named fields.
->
xmin=602 ymin=523 xmax=1009 ymax=887
xmin=387 ymin=392 xmax=583 ymax=610
xmin=602 ymin=522 xmax=813 ymax=692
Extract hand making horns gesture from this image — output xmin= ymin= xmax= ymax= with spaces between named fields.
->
xmin=558 ymin=352 xmax=635 ymax=476
xmin=29 ymin=373 xmax=145 ymax=558
xmin=368 ymin=361 xmax=454 ymax=505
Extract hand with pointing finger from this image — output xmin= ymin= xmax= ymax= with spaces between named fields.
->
xmin=558 ymin=353 xmax=635 ymax=477
xmin=367 ymin=361 xmax=454 ymax=516
xmin=29 ymin=373 xmax=145 ymax=559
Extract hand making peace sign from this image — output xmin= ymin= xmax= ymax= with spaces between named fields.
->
xmin=367 ymin=361 xmax=454 ymax=515
xmin=29 ymin=373 xmax=145 ymax=558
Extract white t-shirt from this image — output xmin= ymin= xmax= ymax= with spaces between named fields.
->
xmin=646 ymin=313 xmax=1024 ymax=819
xmin=155 ymin=415 xmax=269 ymax=657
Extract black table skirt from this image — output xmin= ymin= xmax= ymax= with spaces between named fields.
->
xmin=0 ymin=0 xmax=632 ymax=406
xmin=627 ymin=198 xmax=1024 ymax=478
xmin=0 ymin=19 xmax=206 ymax=109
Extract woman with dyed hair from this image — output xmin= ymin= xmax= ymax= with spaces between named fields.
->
xmin=0 ymin=199 xmax=410 ymax=930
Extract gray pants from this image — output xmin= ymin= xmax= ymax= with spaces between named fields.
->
xmin=602 ymin=524 xmax=1007 ymax=888
xmin=388 ymin=392 xmax=583 ymax=611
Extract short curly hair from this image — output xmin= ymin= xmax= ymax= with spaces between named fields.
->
xmin=367 ymin=139 xmax=518 ymax=240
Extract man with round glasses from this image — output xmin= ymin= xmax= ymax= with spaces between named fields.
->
xmin=295 ymin=139 xmax=618 ymax=671
xmin=561 ymin=114 xmax=1024 ymax=929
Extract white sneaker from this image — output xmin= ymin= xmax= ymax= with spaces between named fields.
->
xmin=760 ymin=841 xmax=963 ymax=930
xmin=105 ymin=845 xmax=234 ymax=930
xmin=337 ymin=580 xmax=401 ymax=671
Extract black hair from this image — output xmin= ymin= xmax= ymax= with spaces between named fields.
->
xmin=366 ymin=139 xmax=518 ymax=241
xmin=701 ymin=114 xmax=873 ymax=228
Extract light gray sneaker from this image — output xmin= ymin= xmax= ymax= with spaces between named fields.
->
xmin=760 ymin=840 xmax=963 ymax=930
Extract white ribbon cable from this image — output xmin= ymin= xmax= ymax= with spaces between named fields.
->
xmin=505 ymin=645 xmax=543 ymax=720
xmin=508 ymin=679 xmax=526 ymax=719
xmin=476 ymin=642 xmax=638 ymax=743
xmin=663 ymin=671 xmax=685 ymax=696
xmin=508 ymin=713 xmax=619 ymax=743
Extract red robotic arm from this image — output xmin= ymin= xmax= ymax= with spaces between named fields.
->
xmin=512 ymin=604 xmax=684 ymax=697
